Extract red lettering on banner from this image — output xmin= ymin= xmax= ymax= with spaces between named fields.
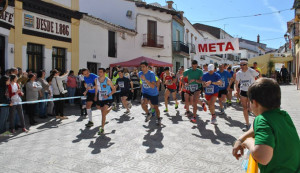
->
xmin=209 ymin=43 xmax=216 ymax=52
xmin=216 ymin=42 xmax=225 ymax=51
xmin=225 ymin=42 xmax=235 ymax=51
xmin=198 ymin=44 xmax=208 ymax=52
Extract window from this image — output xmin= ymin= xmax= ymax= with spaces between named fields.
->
xmin=52 ymin=47 xmax=66 ymax=72
xmin=147 ymin=20 xmax=157 ymax=46
xmin=27 ymin=43 xmax=43 ymax=73
xmin=108 ymin=31 xmax=116 ymax=57
xmin=87 ymin=62 xmax=97 ymax=74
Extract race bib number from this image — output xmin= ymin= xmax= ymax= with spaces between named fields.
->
xmin=142 ymin=80 xmax=150 ymax=88
xmin=87 ymin=83 xmax=94 ymax=90
xmin=118 ymin=81 xmax=125 ymax=88
xmin=98 ymin=90 xmax=107 ymax=100
xmin=241 ymin=80 xmax=251 ymax=88
xmin=189 ymin=84 xmax=198 ymax=92
xmin=205 ymin=85 xmax=214 ymax=94
xmin=220 ymin=79 xmax=226 ymax=88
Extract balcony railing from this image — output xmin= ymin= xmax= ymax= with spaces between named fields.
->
xmin=173 ymin=41 xmax=189 ymax=54
xmin=142 ymin=34 xmax=164 ymax=48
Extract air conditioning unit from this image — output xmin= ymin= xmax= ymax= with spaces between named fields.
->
xmin=126 ymin=10 xmax=132 ymax=18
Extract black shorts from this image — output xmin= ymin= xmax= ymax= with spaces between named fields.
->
xmin=120 ymin=92 xmax=129 ymax=98
xmin=96 ymin=99 xmax=113 ymax=107
xmin=230 ymin=82 xmax=234 ymax=89
xmin=240 ymin=90 xmax=248 ymax=97
xmin=166 ymin=88 xmax=176 ymax=93
xmin=218 ymin=89 xmax=228 ymax=98
xmin=142 ymin=93 xmax=159 ymax=105
xmin=186 ymin=89 xmax=201 ymax=96
xmin=86 ymin=92 xmax=96 ymax=102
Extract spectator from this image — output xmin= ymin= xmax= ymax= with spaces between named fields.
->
xmin=0 ymin=76 xmax=11 ymax=134
xmin=46 ymin=77 xmax=55 ymax=116
xmin=280 ymin=65 xmax=289 ymax=84
xmin=51 ymin=69 xmax=69 ymax=120
xmin=37 ymin=70 xmax=50 ymax=118
xmin=8 ymin=75 xmax=28 ymax=133
xmin=130 ymin=68 xmax=140 ymax=101
xmin=67 ymin=70 xmax=77 ymax=106
xmin=26 ymin=74 xmax=43 ymax=125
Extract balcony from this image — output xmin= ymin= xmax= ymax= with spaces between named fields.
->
xmin=188 ymin=43 xmax=196 ymax=53
xmin=173 ymin=41 xmax=189 ymax=55
xmin=142 ymin=34 xmax=164 ymax=48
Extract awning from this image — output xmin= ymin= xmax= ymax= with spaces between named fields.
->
xmin=110 ymin=56 xmax=173 ymax=67
xmin=270 ymin=57 xmax=293 ymax=63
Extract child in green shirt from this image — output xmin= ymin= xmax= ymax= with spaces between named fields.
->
xmin=232 ymin=78 xmax=300 ymax=173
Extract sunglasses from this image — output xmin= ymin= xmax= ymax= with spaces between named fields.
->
xmin=240 ymin=64 xmax=247 ymax=66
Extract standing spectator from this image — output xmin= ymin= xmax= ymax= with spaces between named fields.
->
xmin=280 ymin=65 xmax=289 ymax=84
xmin=130 ymin=68 xmax=140 ymax=101
xmin=0 ymin=76 xmax=11 ymax=134
xmin=8 ymin=75 xmax=28 ymax=132
xmin=26 ymin=74 xmax=43 ymax=125
xmin=37 ymin=70 xmax=50 ymax=118
xmin=67 ymin=70 xmax=77 ymax=106
xmin=46 ymin=77 xmax=55 ymax=116
xmin=51 ymin=69 xmax=69 ymax=120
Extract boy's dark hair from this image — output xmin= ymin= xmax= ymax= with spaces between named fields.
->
xmin=37 ymin=69 xmax=45 ymax=78
xmin=81 ymin=68 xmax=88 ymax=73
xmin=192 ymin=60 xmax=198 ymax=65
xmin=140 ymin=61 xmax=148 ymax=66
xmin=164 ymin=67 xmax=170 ymax=71
xmin=118 ymin=69 xmax=124 ymax=73
xmin=227 ymin=66 xmax=232 ymax=70
xmin=10 ymin=74 xmax=17 ymax=81
xmin=248 ymin=78 xmax=281 ymax=110
xmin=98 ymin=68 xmax=106 ymax=72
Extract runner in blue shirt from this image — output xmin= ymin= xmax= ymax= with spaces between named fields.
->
xmin=217 ymin=64 xmax=233 ymax=114
xmin=202 ymin=64 xmax=222 ymax=125
xmin=82 ymin=68 xmax=98 ymax=128
xmin=138 ymin=61 xmax=161 ymax=125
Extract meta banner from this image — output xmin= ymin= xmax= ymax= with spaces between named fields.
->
xmin=197 ymin=38 xmax=239 ymax=55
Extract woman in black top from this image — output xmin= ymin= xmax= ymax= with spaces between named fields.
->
xmin=0 ymin=76 xmax=11 ymax=134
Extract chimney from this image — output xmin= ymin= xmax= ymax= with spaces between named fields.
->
xmin=166 ymin=1 xmax=174 ymax=9
xmin=179 ymin=11 xmax=184 ymax=19
xmin=257 ymin=34 xmax=260 ymax=43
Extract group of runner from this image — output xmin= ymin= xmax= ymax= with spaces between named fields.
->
xmin=80 ymin=58 xmax=260 ymax=135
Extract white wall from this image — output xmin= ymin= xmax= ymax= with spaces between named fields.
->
xmin=52 ymin=0 xmax=72 ymax=8
xmin=91 ymin=0 xmax=136 ymax=30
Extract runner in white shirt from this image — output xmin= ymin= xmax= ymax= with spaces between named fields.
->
xmin=235 ymin=59 xmax=259 ymax=132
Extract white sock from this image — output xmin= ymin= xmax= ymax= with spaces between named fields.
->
xmin=87 ymin=109 xmax=92 ymax=122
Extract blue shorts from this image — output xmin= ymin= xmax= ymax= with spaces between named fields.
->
xmin=142 ymin=93 xmax=159 ymax=105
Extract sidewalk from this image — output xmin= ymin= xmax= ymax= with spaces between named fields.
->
xmin=0 ymin=85 xmax=299 ymax=173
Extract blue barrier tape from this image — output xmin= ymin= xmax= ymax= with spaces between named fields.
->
xmin=0 ymin=87 xmax=141 ymax=107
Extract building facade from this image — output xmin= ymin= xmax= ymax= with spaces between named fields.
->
xmin=0 ymin=0 xmax=81 ymax=76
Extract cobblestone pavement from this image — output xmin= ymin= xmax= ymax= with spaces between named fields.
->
xmin=0 ymin=85 xmax=299 ymax=173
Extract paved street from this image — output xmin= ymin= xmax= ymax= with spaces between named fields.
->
xmin=0 ymin=85 xmax=299 ymax=173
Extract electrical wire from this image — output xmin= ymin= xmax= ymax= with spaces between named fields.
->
xmin=191 ymin=8 xmax=292 ymax=23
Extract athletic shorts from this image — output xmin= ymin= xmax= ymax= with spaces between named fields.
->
xmin=205 ymin=93 xmax=218 ymax=101
xmin=218 ymin=89 xmax=228 ymax=98
xmin=86 ymin=92 xmax=96 ymax=102
xmin=120 ymin=92 xmax=129 ymax=98
xmin=230 ymin=82 xmax=234 ymax=90
xmin=166 ymin=88 xmax=176 ymax=93
xmin=142 ymin=93 xmax=159 ymax=106
xmin=186 ymin=89 xmax=201 ymax=96
xmin=240 ymin=90 xmax=248 ymax=97
xmin=96 ymin=99 xmax=113 ymax=107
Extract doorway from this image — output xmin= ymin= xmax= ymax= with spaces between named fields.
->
xmin=0 ymin=35 xmax=5 ymax=76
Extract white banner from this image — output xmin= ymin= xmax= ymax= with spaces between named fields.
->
xmin=197 ymin=38 xmax=239 ymax=55
xmin=0 ymin=6 xmax=14 ymax=26
xmin=23 ymin=10 xmax=71 ymax=38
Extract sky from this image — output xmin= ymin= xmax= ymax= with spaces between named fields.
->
xmin=80 ymin=0 xmax=294 ymax=49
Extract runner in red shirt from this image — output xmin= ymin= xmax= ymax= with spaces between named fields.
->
xmin=163 ymin=67 xmax=179 ymax=112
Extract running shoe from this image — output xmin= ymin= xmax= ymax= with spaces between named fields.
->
xmin=190 ymin=116 xmax=197 ymax=123
xmin=85 ymin=121 xmax=94 ymax=127
xmin=128 ymin=102 xmax=132 ymax=109
xmin=22 ymin=128 xmax=28 ymax=133
xmin=242 ymin=124 xmax=251 ymax=132
xmin=151 ymin=108 xmax=156 ymax=117
xmin=157 ymin=117 xmax=162 ymax=126
xmin=145 ymin=113 xmax=152 ymax=122
xmin=220 ymin=108 xmax=225 ymax=114
xmin=124 ymin=109 xmax=130 ymax=114
xmin=175 ymin=104 xmax=178 ymax=109
xmin=164 ymin=109 xmax=168 ymax=112
xmin=236 ymin=99 xmax=240 ymax=104
xmin=98 ymin=127 xmax=104 ymax=135
xmin=202 ymin=103 xmax=207 ymax=112
xmin=211 ymin=117 xmax=218 ymax=125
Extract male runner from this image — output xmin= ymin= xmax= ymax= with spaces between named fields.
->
xmin=139 ymin=61 xmax=161 ymax=125
xmin=163 ymin=67 xmax=179 ymax=112
xmin=235 ymin=59 xmax=259 ymax=131
xmin=116 ymin=70 xmax=133 ymax=114
xmin=202 ymin=64 xmax=222 ymax=125
xmin=94 ymin=68 xmax=116 ymax=134
xmin=183 ymin=60 xmax=203 ymax=123
xmin=82 ymin=68 xmax=98 ymax=127
xmin=226 ymin=66 xmax=235 ymax=106
xmin=216 ymin=64 xmax=233 ymax=114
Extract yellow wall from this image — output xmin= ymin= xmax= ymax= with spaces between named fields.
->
xmin=11 ymin=0 xmax=79 ymax=73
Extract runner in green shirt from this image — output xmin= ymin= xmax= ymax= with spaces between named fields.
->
xmin=232 ymin=78 xmax=300 ymax=173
